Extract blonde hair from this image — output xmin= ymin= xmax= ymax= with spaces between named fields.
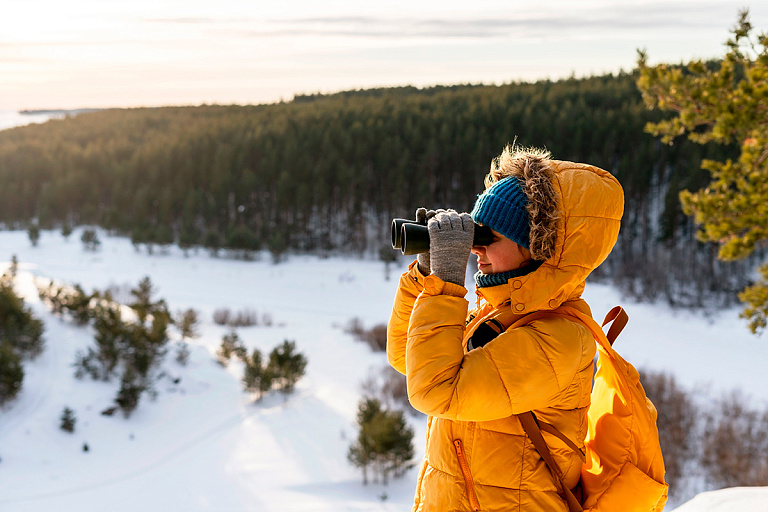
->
xmin=484 ymin=144 xmax=559 ymax=261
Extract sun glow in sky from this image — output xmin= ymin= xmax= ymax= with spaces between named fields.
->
xmin=1 ymin=0 xmax=766 ymax=110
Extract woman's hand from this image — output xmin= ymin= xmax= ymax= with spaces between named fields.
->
xmin=415 ymin=207 xmax=436 ymax=274
xmin=428 ymin=209 xmax=474 ymax=286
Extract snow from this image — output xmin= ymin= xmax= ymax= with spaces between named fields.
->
xmin=671 ymin=487 xmax=768 ymax=512
xmin=0 ymin=227 xmax=765 ymax=511
xmin=0 ymin=110 xmax=63 ymax=131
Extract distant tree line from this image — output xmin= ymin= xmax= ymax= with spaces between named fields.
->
xmin=0 ymin=72 xmax=749 ymax=306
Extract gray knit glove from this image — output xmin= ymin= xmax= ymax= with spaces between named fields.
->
xmin=428 ymin=210 xmax=474 ymax=286
xmin=415 ymin=207 xmax=436 ymax=274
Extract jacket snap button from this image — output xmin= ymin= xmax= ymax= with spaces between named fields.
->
xmin=514 ymin=303 xmax=525 ymax=312
xmin=548 ymin=299 xmax=558 ymax=308
xmin=513 ymin=280 xmax=522 ymax=289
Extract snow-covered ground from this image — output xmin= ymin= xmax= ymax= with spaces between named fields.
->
xmin=673 ymin=487 xmax=768 ymax=512
xmin=0 ymin=110 xmax=63 ymax=131
xmin=0 ymin=228 xmax=766 ymax=511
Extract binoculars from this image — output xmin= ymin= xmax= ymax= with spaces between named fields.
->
xmin=391 ymin=217 xmax=495 ymax=255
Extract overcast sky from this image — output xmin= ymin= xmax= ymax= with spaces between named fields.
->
xmin=1 ymin=0 xmax=765 ymax=110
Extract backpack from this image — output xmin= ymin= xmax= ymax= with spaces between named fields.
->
xmin=492 ymin=305 xmax=669 ymax=512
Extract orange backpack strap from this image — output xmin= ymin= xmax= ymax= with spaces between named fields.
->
xmin=601 ymin=306 xmax=628 ymax=346
xmin=538 ymin=420 xmax=586 ymax=461
xmin=508 ymin=305 xmax=630 ymax=512
xmin=550 ymin=305 xmax=628 ymax=357
xmin=518 ymin=411 xmax=583 ymax=512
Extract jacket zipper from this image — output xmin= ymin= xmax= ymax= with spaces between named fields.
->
xmin=453 ymin=439 xmax=481 ymax=512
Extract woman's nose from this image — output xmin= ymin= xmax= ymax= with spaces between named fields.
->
xmin=471 ymin=245 xmax=485 ymax=256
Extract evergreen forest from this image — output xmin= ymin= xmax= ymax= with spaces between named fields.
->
xmin=0 ymin=71 xmax=750 ymax=307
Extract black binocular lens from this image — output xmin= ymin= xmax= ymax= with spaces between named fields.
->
xmin=390 ymin=217 xmax=494 ymax=255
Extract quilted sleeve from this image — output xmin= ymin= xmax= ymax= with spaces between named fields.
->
xmin=386 ymin=260 xmax=427 ymax=375
xmin=406 ymin=283 xmax=594 ymax=420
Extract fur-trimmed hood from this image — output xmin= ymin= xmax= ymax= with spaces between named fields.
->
xmin=479 ymin=158 xmax=624 ymax=313
xmin=484 ymin=148 xmax=560 ymax=261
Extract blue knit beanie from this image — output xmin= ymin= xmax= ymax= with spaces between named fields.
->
xmin=470 ymin=177 xmax=530 ymax=249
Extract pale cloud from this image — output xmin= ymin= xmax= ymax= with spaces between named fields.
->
xmin=0 ymin=0 xmax=765 ymax=110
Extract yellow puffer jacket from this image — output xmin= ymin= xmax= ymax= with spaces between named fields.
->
xmin=387 ymin=161 xmax=624 ymax=512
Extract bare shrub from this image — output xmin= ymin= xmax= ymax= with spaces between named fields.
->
xmin=701 ymin=392 xmax=768 ymax=488
xmin=639 ymin=369 xmax=699 ymax=494
xmin=345 ymin=318 xmax=365 ymax=339
xmin=380 ymin=366 xmax=414 ymax=414
xmin=364 ymin=325 xmax=388 ymax=352
xmin=213 ymin=308 xmax=232 ymax=326
xmin=214 ymin=307 xmax=270 ymax=328
xmin=230 ymin=309 xmax=258 ymax=327
xmin=361 ymin=365 xmax=418 ymax=417
xmin=346 ymin=318 xmax=387 ymax=352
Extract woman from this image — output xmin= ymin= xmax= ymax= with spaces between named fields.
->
xmin=386 ymin=145 xmax=623 ymax=512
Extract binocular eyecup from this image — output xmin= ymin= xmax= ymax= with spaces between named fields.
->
xmin=391 ymin=217 xmax=495 ymax=255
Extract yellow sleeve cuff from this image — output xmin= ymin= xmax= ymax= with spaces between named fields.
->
xmin=422 ymin=274 xmax=467 ymax=298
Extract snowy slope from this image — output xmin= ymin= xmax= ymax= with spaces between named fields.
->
xmin=0 ymin=229 xmax=418 ymax=511
xmin=672 ymin=487 xmax=768 ymax=512
xmin=0 ymin=228 xmax=766 ymax=511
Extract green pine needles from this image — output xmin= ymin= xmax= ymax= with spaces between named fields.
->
xmin=348 ymin=397 xmax=415 ymax=485
xmin=638 ymin=8 xmax=768 ymax=333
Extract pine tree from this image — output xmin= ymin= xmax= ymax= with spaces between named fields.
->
xmin=348 ymin=397 xmax=415 ymax=485
xmin=217 ymin=330 xmax=246 ymax=365
xmin=60 ymin=406 xmax=77 ymax=433
xmin=203 ymin=230 xmax=222 ymax=257
xmin=155 ymin=224 xmax=174 ymax=253
xmin=174 ymin=308 xmax=200 ymax=365
xmin=226 ymin=225 xmax=259 ymax=259
xmin=90 ymin=302 xmax=127 ymax=379
xmin=637 ymin=9 xmax=768 ymax=333
xmin=129 ymin=276 xmax=157 ymax=323
xmin=268 ymin=229 xmax=289 ymax=264
xmin=130 ymin=227 xmax=147 ymax=252
xmin=178 ymin=224 xmax=200 ymax=256
xmin=27 ymin=223 xmax=40 ymax=247
xmin=348 ymin=397 xmax=382 ymax=485
xmin=61 ymin=223 xmax=73 ymax=240
xmin=129 ymin=276 xmax=171 ymax=330
xmin=242 ymin=348 xmax=275 ymax=399
xmin=0 ymin=341 xmax=24 ymax=405
xmin=267 ymin=340 xmax=307 ymax=394
xmin=126 ymin=309 xmax=170 ymax=379
xmin=115 ymin=368 xmax=145 ymax=418
xmin=0 ymin=273 xmax=45 ymax=359
xmin=258 ymin=365 xmax=275 ymax=397
xmin=80 ymin=228 xmax=101 ymax=251
xmin=64 ymin=285 xmax=94 ymax=325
